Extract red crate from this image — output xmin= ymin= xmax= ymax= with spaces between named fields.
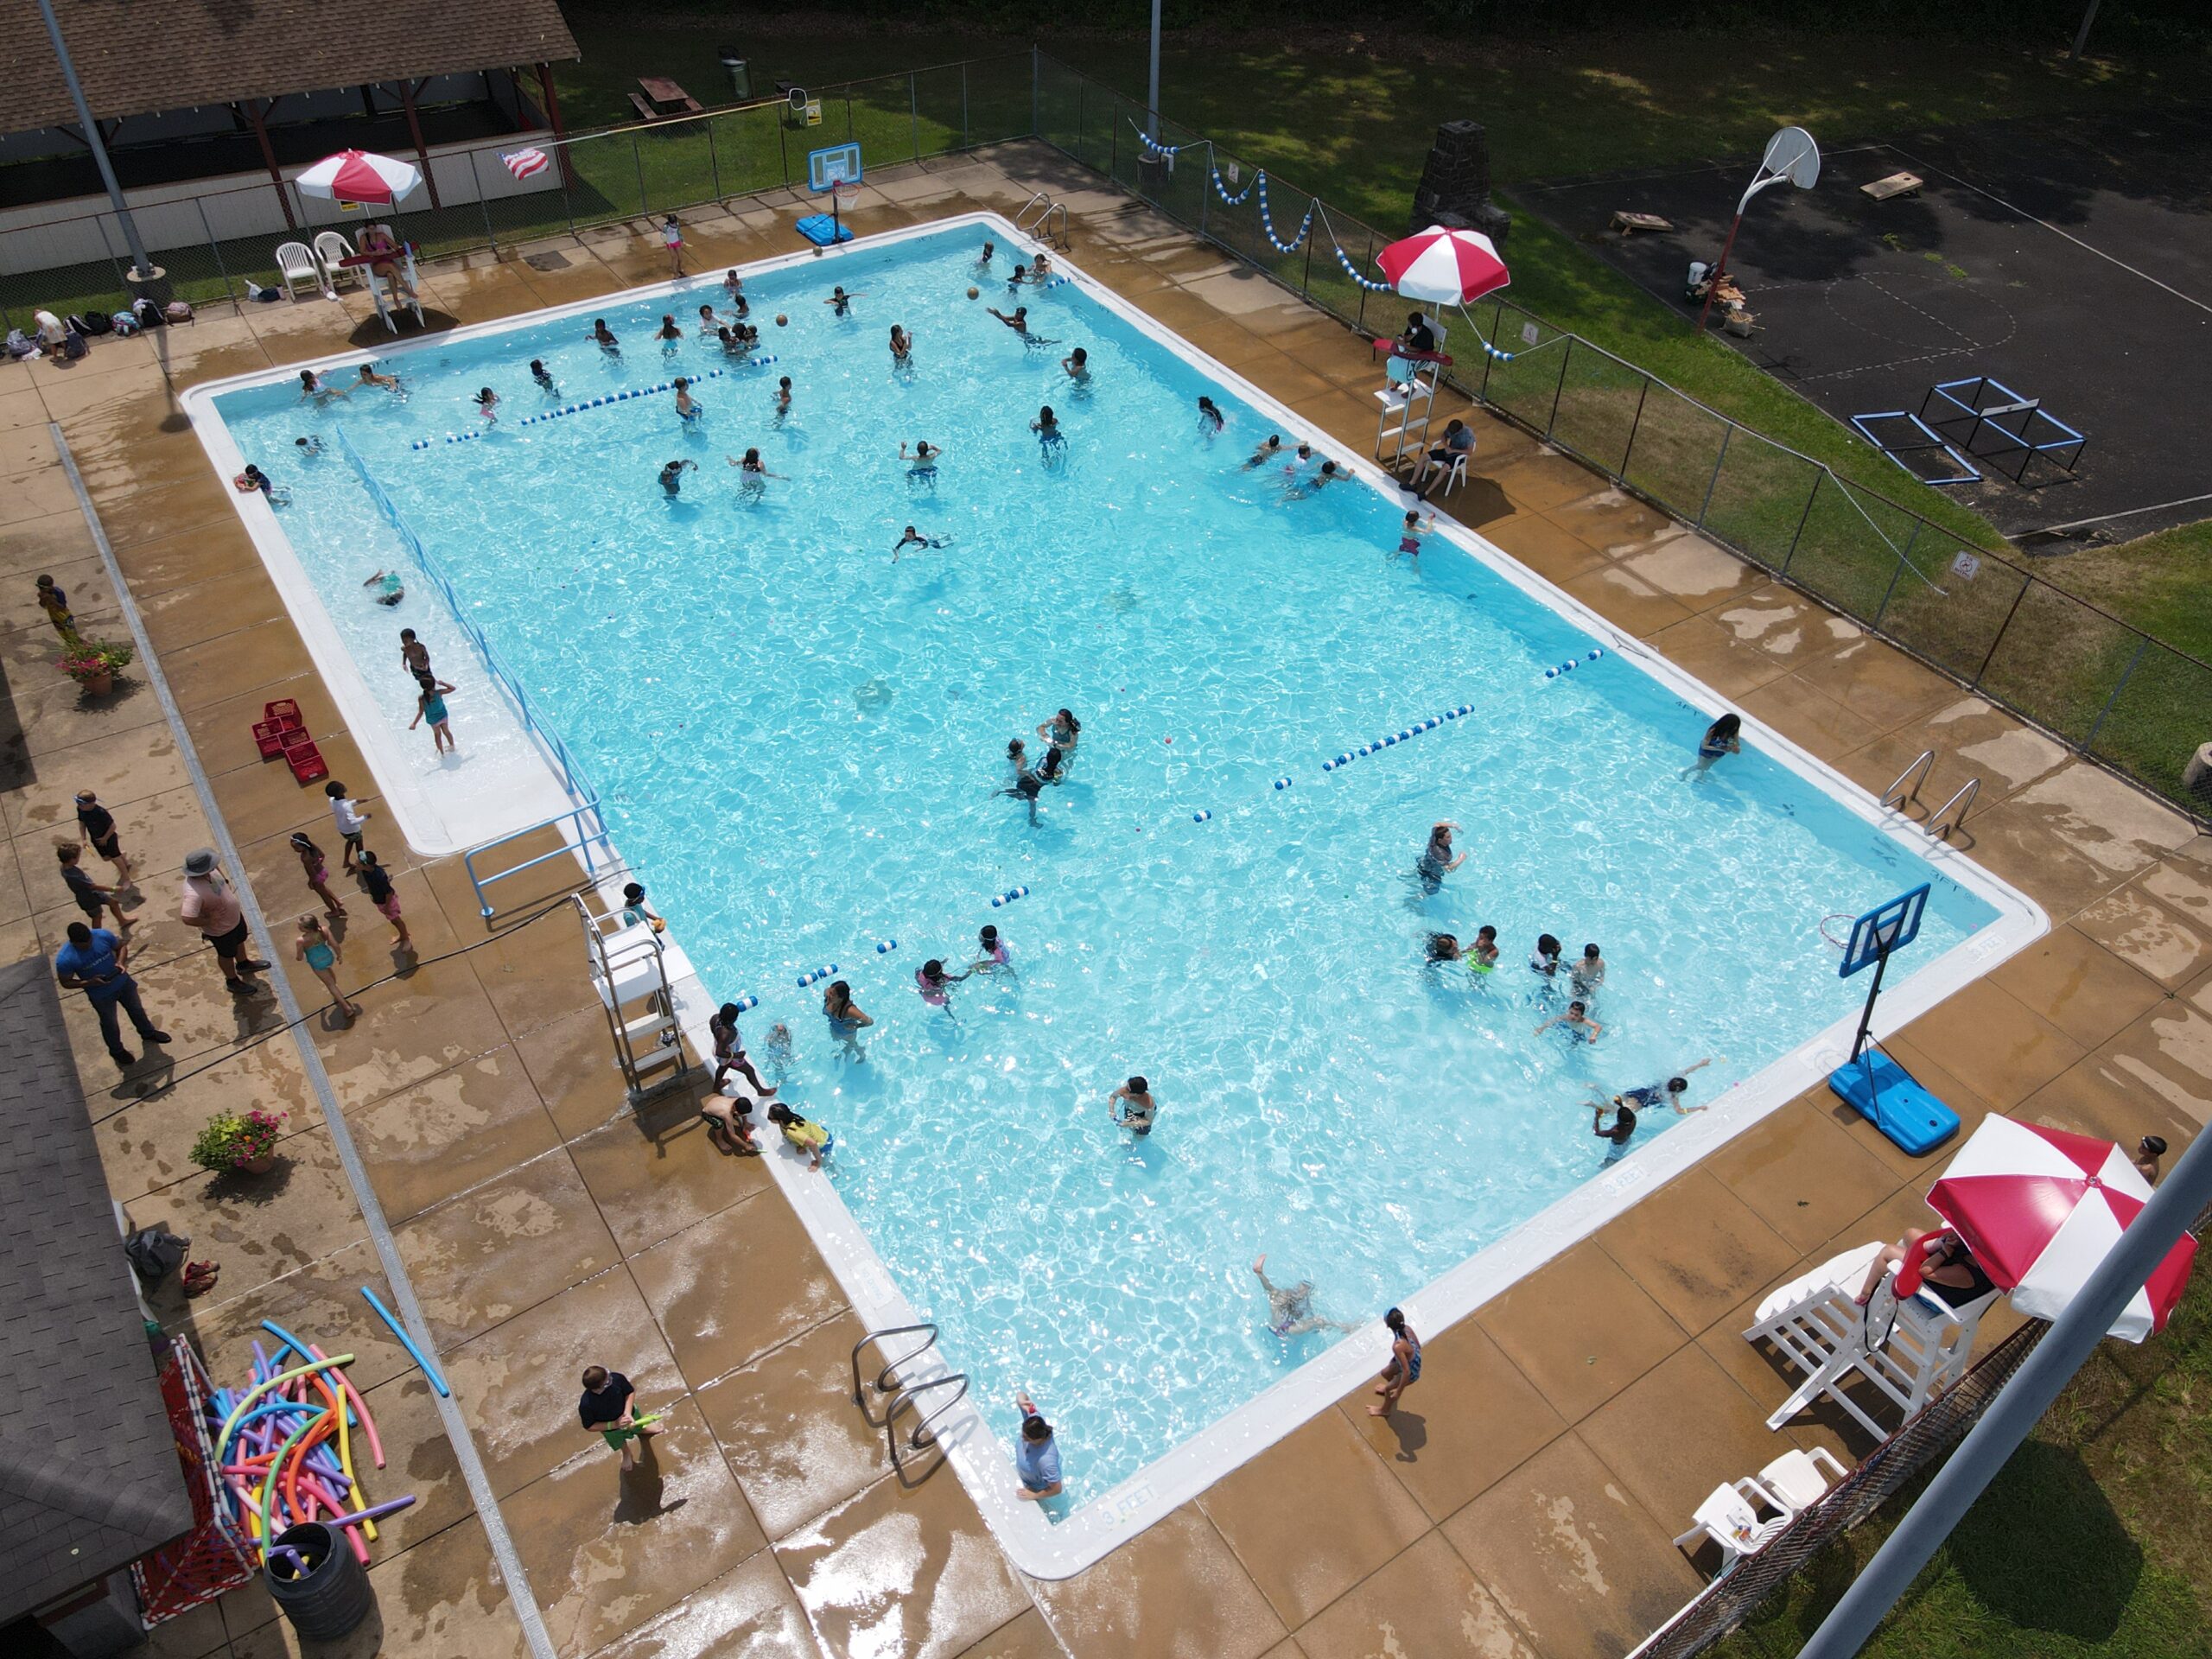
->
xmin=264 ymin=697 xmax=302 ymax=728
xmin=251 ymin=719 xmax=289 ymax=760
xmin=283 ymin=739 xmax=328 ymax=785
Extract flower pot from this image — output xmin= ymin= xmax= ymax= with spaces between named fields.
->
xmin=238 ymin=1153 xmax=276 ymax=1174
xmin=79 ymin=670 xmax=113 ymax=696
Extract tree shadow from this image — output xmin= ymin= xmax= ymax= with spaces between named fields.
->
xmin=1946 ymin=1440 xmax=2141 ymax=1642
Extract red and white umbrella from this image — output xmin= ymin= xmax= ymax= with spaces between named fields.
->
xmin=1926 ymin=1116 xmax=2195 ymax=1343
xmin=295 ymin=149 xmax=423 ymax=207
xmin=1375 ymin=225 xmax=1510 ymax=306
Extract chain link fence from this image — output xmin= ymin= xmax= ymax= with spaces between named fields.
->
xmin=1030 ymin=51 xmax=2212 ymax=827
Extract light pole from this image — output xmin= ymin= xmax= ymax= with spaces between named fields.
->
xmin=35 ymin=0 xmax=155 ymax=289
xmin=1697 ymin=125 xmax=1819 ymax=334
xmin=1146 ymin=0 xmax=1163 ymax=138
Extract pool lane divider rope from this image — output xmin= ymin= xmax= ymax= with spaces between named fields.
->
xmin=411 ymin=359 xmax=783 ymax=448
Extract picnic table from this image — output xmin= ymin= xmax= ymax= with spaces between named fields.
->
xmin=632 ymin=77 xmax=705 ymax=122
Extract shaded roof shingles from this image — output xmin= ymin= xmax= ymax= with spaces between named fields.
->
xmin=0 ymin=0 xmax=581 ymax=134
xmin=0 ymin=955 xmax=194 ymax=1624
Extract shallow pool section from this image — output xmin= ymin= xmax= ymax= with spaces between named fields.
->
xmin=187 ymin=214 xmax=2043 ymax=1574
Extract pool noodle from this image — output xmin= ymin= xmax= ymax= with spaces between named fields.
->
xmin=325 ymin=1495 xmax=414 ymax=1529
xmin=359 ymin=1287 xmax=448 ymax=1398
xmin=304 ymin=1475 xmax=372 ymax=1564
xmin=251 ymin=1339 xmax=272 ymax=1383
xmin=262 ymin=1320 xmax=362 ymax=1430
xmin=215 ymin=1355 xmax=353 ymax=1468
xmin=309 ymin=1367 xmax=372 ymax=1541
xmin=308 ymin=1339 xmax=382 ymax=1465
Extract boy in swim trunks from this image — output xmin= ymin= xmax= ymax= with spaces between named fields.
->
xmin=578 ymin=1365 xmax=664 ymax=1471
xmin=1109 ymin=1077 xmax=1156 ymax=1136
xmin=1535 ymin=1001 xmax=1603 ymax=1043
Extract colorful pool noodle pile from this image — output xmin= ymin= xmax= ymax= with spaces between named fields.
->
xmin=411 ymin=359 xmax=781 ymax=448
xmin=207 ymin=1321 xmax=413 ymax=1566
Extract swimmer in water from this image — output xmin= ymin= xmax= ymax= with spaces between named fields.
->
xmin=722 ymin=269 xmax=747 ymax=307
xmin=1530 ymin=932 xmax=1564 ymax=980
xmin=901 ymin=439 xmax=944 ymax=473
xmin=1032 ymin=405 xmax=1065 ymax=447
xmin=717 ymin=325 xmax=744 ymax=357
xmin=1251 ymin=1255 xmax=1358 ymax=1337
xmin=1682 ymin=711 xmax=1743 ymax=778
xmin=1062 ymin=346 xmax=1089 ymax=383
xmin=987 ymin=305 xmax=1053 ymax=344
xmin=474 ymin=386 xmax=499 ymax=423
xmin=1536 ymin=1000 xmax=1604 ymax=1043
xmin=295 ymin=435 xmax=323 ymax=456
xmin=1006 ymin=766 xmax=1045 ymax=824
xmin=892 ymin=524 xmax=949 ymax=560
xmin=1427 ymin=932 xmax=1465 ymax=964
xmin=357 ymin=364 xmax=401 ymax=391
xmin=1245 ymin=435 xmax=1284 ymax=468
xmin=1109 ymin=1077 xmax=1156 ymax=1136
xmin=1038 ymin=709 xmax=1080 ymax=756
xmin=1197 ymin=396 xmax=1224 ymax=432
xmin=976 ymin=240 xmax=995 ymax=269
xmin=654 ymin=314 xmax=683 ymax=344
xmin=1006 ymin=737 xmax=1030 ymax=780
xmin=823 ymin=285 xmax=863 ymax=317
xmin=1298 ymin=460 xmax=1341 ymax=494
xmin=362 ymin=569 xmax=404 ymax=607
xmin=591 ymin=318 xmax=620 ymax=353
xmin=531 ymin=359 xmax=557 ymax=394
xmin=972 ymin=925 xmax=1012 ymax=972
xmin=1471 ymin=925 xmax=1500 ymax=972
xmin=658 ymin=459 xmax=696 ymax=497
xmin=1570 ymin=944 xmax=1606 ymax=999
xmin=1392 ymin=509 xmax=1436 ymax=561
xmin=915 ymin=957 xmax=967 ymax=1010
xmin=773 ymin=376 xmax=793 ymax=415
xmin=822 ymin=979 xmax=873 ymax=1060
xmin=696 ymin=302 xmax=722 ymax=336
xmin=1586 ymin=1058 xmax=1715 ymax=1120
xmin=1416 ymin=821 xmax=1465 ymax=889
xmin=889 ymin=324 xmax=912 ymax=363
xmin=1593 ymin=1099 xmax=1638 ymax=1163
xmin=672 ymin=378 xmax=701 ymax=421
xmin=298 ymin=369 xmax=350 ymax=402
xmin=728 ymin=448 xmax=786 ymax=490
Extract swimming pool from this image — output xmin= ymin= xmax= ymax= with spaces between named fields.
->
xmin=188 ymin=213 xmax=2043 ymax=1575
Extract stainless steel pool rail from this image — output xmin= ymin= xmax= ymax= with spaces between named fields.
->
xmin=1930 ymin=776 xmax=1980 ymax=840
xmin=851 ymin=1323 xmax=969 ymax=1477
xmin=1882 ymin=749 xmax=1936 ymax=810
xmin=1014 ymin=190 xmax=1070 ymax=248
xmin=463 ymin=800 xmax=615 ymax=920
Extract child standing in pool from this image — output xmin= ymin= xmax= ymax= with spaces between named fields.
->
xmin=1570 ymin=943 xmax=1606 ymax=999
xmin=409 ymin=679 xmax=454 ymax=754
xmin=1685 ymin=711 xmax=1742 ymax=777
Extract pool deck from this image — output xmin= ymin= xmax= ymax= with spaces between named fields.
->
xmin=4 ymin=140 xmax=2206 ymax=1659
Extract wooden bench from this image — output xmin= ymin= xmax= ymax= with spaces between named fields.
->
xmin=1610 ymin=210 xmax=1673 ymax=234
xmin=628 ymin=92 xmax=661 ymax=123
xmin=1862 ymin=171 xmax=1923 ymax=202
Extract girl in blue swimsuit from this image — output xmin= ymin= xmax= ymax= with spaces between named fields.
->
xmin=1370 ymin=1308 xmax=1421 ymax=1416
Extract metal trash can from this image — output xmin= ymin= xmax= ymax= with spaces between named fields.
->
xmin=719 ymin=48 xmax=750 ymax=100
xmin=264 ymin=1522 xmax=372 ymax=1641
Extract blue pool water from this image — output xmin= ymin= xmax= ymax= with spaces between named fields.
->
xmin=211 ymin=224 xmax=2002 ymax=1506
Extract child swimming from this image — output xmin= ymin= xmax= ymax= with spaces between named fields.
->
xmin=673 ymin=378 xmax=701 ymax=421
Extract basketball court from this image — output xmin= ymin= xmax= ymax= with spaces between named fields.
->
xmin=1521 ymin=111 xmax=2212 ymax=540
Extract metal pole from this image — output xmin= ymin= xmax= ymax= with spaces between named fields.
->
xmin=1697 ymin=423 xmax=1732 ymax=529
xmin=2069 ymin=0 xmax=2103 ymax=59
xmin=196 ymin=199 xmax=235 ymax=307
xmin=469 ymin=149 xmax=498 ymax=251
xmin=707 ymin=118 xmax=722 ymax=201
xmin=1973 ymin=576 xmax=2032 ymax=687
xmin=963 ymin=61 xmax=969 ymax=149
xmin=1147 ymin=0 xmax=1162 ymax=139
xmin=632 ymin=136 xmax=647 ymax=216
xmin=1620 ymin=377 xmax=1651 ymax=478
xmin=1546 ymin=338 xmax=1572 ymax=442
xmin=1032 ymin=46 xmax=1040 ymax=141
xmin=1801 ymin=1124 xmax=2212 ymax=1659
xmin=779 ymin=118 xmax=790 ymax=189
xmin=911 ymin=73 xmax=921 ymax=163
xmin=1356 ymin=232 xmax=1373 ymax=332
xmin=1300 ymin=217 xmax=1313 ymax=296
xmin=1783 ymin=471 xmax=1821 ymax=575
xmin=1871 ymin=518 xmax=1923 ymax=630
xmin=35 ymin=0 xmax=153 ymax=284
xmin=2082 ymin=636 xmax=2151 ymax=752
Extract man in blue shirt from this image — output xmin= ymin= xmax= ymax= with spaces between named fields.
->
xmin=54 ymin=921 xmax=170 ymax=1067
xmin=1013 ymin=1390 xmax=1063 ymax=1501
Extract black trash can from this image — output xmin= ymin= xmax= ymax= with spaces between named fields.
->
xmin=718 ymin=48 xmax=750 ymax=101
xmin=264 ymin=1522 xmax=372 ymax=1640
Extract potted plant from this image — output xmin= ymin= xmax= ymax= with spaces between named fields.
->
xmin=190 ymin=1107 xmax=289 ymax=1175
xmin=59 ymin=639 xmax=134 ymax=696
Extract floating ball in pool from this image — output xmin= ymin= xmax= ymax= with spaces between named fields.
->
xmin=967 ymin=286 xmax=980 ymax=300
xmin=775 ymin=314 xmax=789 ymax=327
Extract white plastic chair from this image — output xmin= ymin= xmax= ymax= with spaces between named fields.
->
xmin=1420 ymin=448 xmax=1471 ymax=496
xmin=314 ymin=231 xmax=359 ymax=289
xmin=1757 ymin=1446 xmax=1849 ymax=1514
xmin=1673 ymin=1479 xmax=1789 ymax=1573
xmin=274 ymin=241 xmax=325 ymax=300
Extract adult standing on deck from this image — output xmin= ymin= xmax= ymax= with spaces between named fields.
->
xmin=54 ymin=920 xmax=169 ymax=1069
xmin=180 ymin=849 xmax=268 ymax=993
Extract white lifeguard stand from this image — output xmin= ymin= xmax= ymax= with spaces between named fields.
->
xmin=1374 ymin=312 xmax=1446 ymax=471
xmin=1744 ymin=1243 xmax=1999 ymax=1440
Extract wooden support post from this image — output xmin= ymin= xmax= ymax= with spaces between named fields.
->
xmin=536 ymin=63 xmax=577 ymax=190
xmin=239 ymin=99 xmax=297 ymax=230
xmin=398 ymin=79 xmax=442 ymax=208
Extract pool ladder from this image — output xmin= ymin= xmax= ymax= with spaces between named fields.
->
xmin=852 ymin=1323 xmax=969 ymax=1479
xmin=575 ymin=893 xmax=691 ymax=1103
xmin=1881 ymin=749 xmax=1981 ymax=840
xmin=1015 ymin=191 xmax=1071 ymax=249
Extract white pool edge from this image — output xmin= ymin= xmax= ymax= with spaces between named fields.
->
xmin=179 ymin=210 xmax=2048 ymax=1580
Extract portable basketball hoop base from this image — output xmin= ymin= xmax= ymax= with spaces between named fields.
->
xmin=1827 ymin=883 xmax=1960 ymax=1155
xmin=797 ymin=143 xmax=861 ymax=248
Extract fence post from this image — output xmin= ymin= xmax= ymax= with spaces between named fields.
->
xmin=1696 ymin=423 xmax=1732 ymax=529
xmin=1619 ymin=375 xmax=1650 ymax=479
xmin=1478 ymin=305 xmax=1500 ymax=401
xmin=963 ymin=61 xmax=970 ymax=149
xmin=1545 ymin=338 xmax=1571 ymax=442
xmin=911 ymin=73 xmax=921 ymax=163
xmin=195 ymin=199 xmax=236 ymax=308
xmin=468 ymin=150 xmax=499 ymax=251
xmin=1032 ymin=46 xmax=1040 ymax=139
xmin=707 ymin=118 xmax=723 ymax=201
xmin=1198 ymin=164 xmax=1211 ymax=241
xmin=632 ymin=136 xmax=648 ymax=216
xmin=1110 ymin=102 xmax=1120 ymax=183
xmin=779 ymin=118 xmax=791 ymax=189
xmin=1300 ymin=216 xmax=1313 ymax=296
xmin=2083 ymin=637 xmax=2152 ymax=752
xmin=1077 ymin=77 xmax=1086 ymax=162
xmin=846 ymin=94 xmax=855 ymax=145
xmin=1871 ymin=518 xmax=1923 ymax=629
xmin=1356 ymin=232 xmax=1373 ymax=330
xmin=1783 ymin=472 xmax=1821 ymax=576
xmin=1973 ymin=577 xmax=2033 ymax=688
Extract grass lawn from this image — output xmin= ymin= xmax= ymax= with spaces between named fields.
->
xmin=2034 ymin=521 xmax=2212 ymax=664
xmin=1713 ymin=1272 xmax=2212 ymax=1658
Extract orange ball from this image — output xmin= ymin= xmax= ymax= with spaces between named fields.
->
xmin=775 ymin=314 xmax=789 ymax=327
xmin=966 ymin=285 xmax=980 ymax=300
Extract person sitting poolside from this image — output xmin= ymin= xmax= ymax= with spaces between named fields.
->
xmin=1399 ymin=309 xmax=1437 ymax=354
xmin=1855 ymin=1229 xmax=1996 ymax=1312
xmin=1418 ymin=418 xmax=1475 ymax=498
xmin=766 ymin=1101 xmax=832 ymax=1169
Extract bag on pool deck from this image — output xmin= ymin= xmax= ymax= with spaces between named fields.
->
xmin=70 ymin=310 xmax=111 ymax=337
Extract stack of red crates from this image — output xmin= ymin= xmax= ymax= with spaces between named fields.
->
xmin=251 ymin=698 xmax=327 ymax=784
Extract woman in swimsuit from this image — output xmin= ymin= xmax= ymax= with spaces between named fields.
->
xmin=1855 ymin=1230 xmax=1996 ymax=1310
xmin=1415 ymin=822 xmax=1465 ymax=891
xmin=890 ymin=324 xmax=912 ymax=364
xmin=1037 ymin=709 xmax=1080 ymax=758
xmin=823 ymin=979 xmax=873 ymax=1059
xmin=673 ymin=378 xmax=701 ymax=422
xmin=1688 ymin=711 xmax=1742 ymax=775
xmin=1370 ymin=1308 xmax=1421 ymax=1416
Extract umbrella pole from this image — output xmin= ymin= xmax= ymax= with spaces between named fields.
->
xmin=1802 ymin=1122 xmax=2212 ymax=1658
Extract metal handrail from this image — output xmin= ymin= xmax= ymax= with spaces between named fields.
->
xmin=462 ymin=800 xmax=613 ymax=919
xmin=886 ymin=1372 xmax=970 ymax=1471
xmin=850 ymin=1323 xmax=940 ymax=1414
xmin=1882 ymin=750 xmax=1936 ymax=810
xmin=1931 ymin=777 xmax=1980 ymax=840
